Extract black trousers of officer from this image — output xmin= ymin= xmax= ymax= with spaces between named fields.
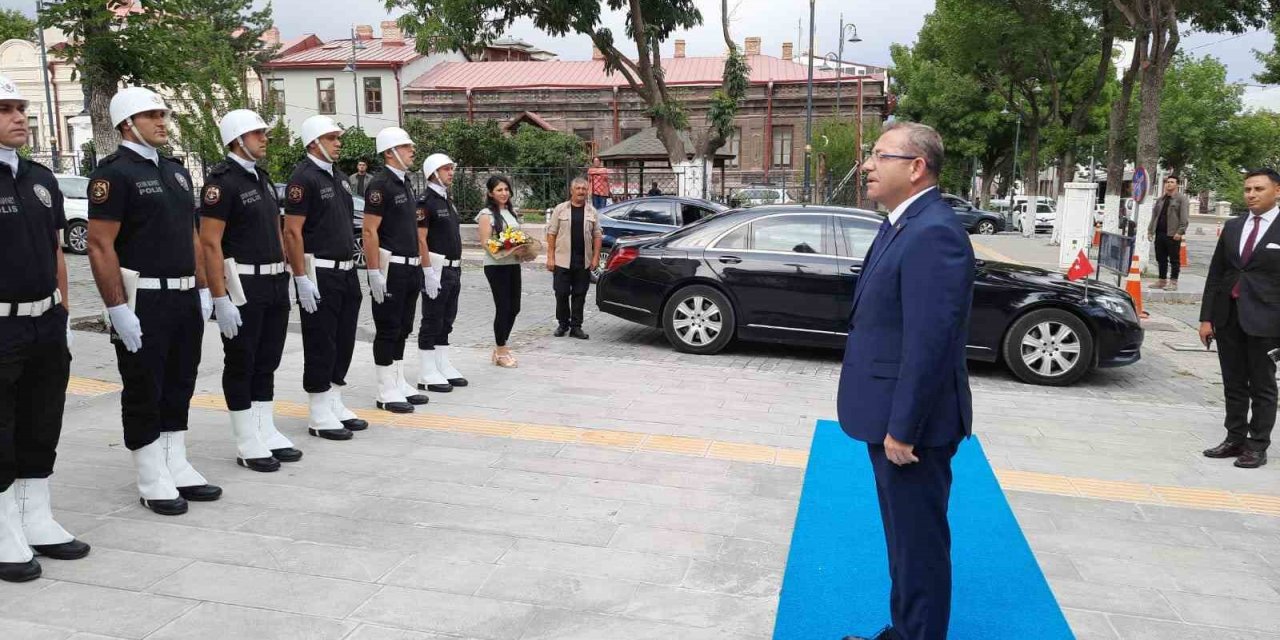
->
xmin=868 ymin=441 xmax=958 ymax=640
xmin=0 ymin=307 xmax=70 ymax=492
xmin=418 ymin=266 xmax=461 ymax=350
xmin=1154 ymin=234 xmax=1181 ymax=280
xmin=553 ymin=267 xmax=591 ymax=329
xmin=115 ymin=289 xmax=203 ymax=451
xmin=373 ymin=263 xmax=423 ymax=365
xmin=1217 ymin=300 xmax=1279 ymax=453
xmin=300 ymin=267 xmax=361 ymax=393
xmin=222 ymin=274 xmax=290 ymax=411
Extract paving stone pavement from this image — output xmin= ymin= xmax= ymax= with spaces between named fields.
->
xmin=6 ymin=239 xmax=1275 ymax=639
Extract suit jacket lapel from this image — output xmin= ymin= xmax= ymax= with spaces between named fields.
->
xmin=1246 ymin=216 xmax=1280 ymax=265
xmin=851 ymin=190 xmax=941 ymax=311
xmin=1226 ymin=216 xmax=1245 ymax=267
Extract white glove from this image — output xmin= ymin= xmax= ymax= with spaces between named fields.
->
xmin=294 ymin=276 xmax=321 ymax=313
xmin=368 ymin=270 xmax=388 ymax=304
xmin=198 ymin=288 xmax=213 ymax=322
xmin=107 ymin=304 xmax=143 ymax=353
xmin=422 ymin=266 xmax=441 ymax=300
xmin=66 ymin=315 xmax=73 ymax=349
xmin=213 ymin=295 xmax=242 ymax=339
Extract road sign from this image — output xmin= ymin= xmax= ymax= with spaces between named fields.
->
xmin=1132 ymin=166 xmax=1149 ymax=204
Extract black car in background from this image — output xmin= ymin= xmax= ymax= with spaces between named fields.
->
xmin=942 ymin=193 xmax=1005 ymax=235
xmin=595 ymin=205 xmax=1143 ymax=386
xmin=597 ymin=196 xmax=729 ymax=250
xmin=274 ymin=183 xmax=367 ymax=267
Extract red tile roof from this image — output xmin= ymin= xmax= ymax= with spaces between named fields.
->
xmin=406 ymin=54 xmax=880 ymax=91
xmin=264 ymin=37 xmax=422 ymax=69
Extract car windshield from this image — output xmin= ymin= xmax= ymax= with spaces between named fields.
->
xmin=57 ymin=176 xmax=90 ymax=199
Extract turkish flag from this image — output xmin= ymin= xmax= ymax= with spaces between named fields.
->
xmin=1066 ymin=250 xmax=1094 ymax=281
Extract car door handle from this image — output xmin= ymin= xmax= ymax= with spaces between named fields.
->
xmin=848 ymin=265 xmax=861 ymax=273
xmin=718 ymin=256 xmax=742 ymax=264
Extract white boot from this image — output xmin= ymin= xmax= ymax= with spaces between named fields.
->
xmin=161 ymin=432 xmax=209 ymax=488
xmin=308 ymin=391 xmax=351 ymax=440
xmin=396 ymin=361 xmax=428 ymax=404
xmin=252 ymin=401 xmax=296 ymax=451
xmin=375 ymin=365 xmax=413 ymax=413
xmin=0 ymin=486 xmax=34 ymax=564
xmin=417 ymin=349 xmax=452 ymax=392
xmin=435 ymin=346 xmax=468 ymax=386
xmin=230 ymin=409 xmax=279 ymax=472
xmin=14 ymin=479 xmax=72 ymax=545
xmin=132 ymin=439 xmax=185 ymax=515
xmin=328 ymin=387 xmax=367 ymax=430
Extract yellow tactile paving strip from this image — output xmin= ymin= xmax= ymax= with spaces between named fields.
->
xmin=71 ymin=377 xmax=1278 ymax=517
xmin=970 ymin=239 xmax=1022 ymax=265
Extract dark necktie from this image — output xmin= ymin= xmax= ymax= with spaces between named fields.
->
xmin=1232 ymin=214 xmax=1264 ymax=299
xmin=866 ymin=218 xmax=893 ymax=264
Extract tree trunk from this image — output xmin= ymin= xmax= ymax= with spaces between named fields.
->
xmin=1133 ymin=18 xmax=1178 ymax=273
xmin=1103 ymin=31 xmax=1144 ymax=232
xmin=88 ymin=76 xmax=120 ymax=163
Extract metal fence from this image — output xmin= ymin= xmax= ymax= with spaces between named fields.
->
xmin=27 ymin=149 xmax=209 ymax=193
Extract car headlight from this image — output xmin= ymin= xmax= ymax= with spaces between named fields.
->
xmin=1095 ymin=295 xmax=1138 ymax=322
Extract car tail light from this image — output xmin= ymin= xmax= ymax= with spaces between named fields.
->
xmin=605 ymin=246 xmax=640 ymax=272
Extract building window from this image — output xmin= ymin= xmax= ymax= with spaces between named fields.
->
xmin=620 ymin=128 xmax=640 ymax=140
xmin=772 ymin=126 xmax=793 ymax=167
xmin=364 ymin=77 xmax=383 ymax=114
xmin=726 ymin=127 xmax=741 ymax=167
xmin=267 ymin=79 xmax=285 ymax=114
xmin=316 ymin=78 xmax=336 ymax=115
xmin=574 ymin=128 xmax=594 ymax=142
xmin=28 ymin=117 xmax=39 ymax=150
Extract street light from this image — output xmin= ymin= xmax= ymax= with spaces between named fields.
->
xmin=835 ymin=18 xmax=860 ymax=115
xmin=343 ymin=26 xmax=369 ymax=130
xmin=1002 ymin=107 xmax=1025 ymax=235
xmin=35 ymin=0 xmax=60 ymax=171
xmin=802 ymin=0 xmax=816 ymax=202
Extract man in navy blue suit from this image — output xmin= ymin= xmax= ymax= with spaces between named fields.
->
xmin=839 ymin=122 xmax=974 ymax=640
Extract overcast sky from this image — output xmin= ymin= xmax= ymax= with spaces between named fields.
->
xmin=4 ymin=0 xmax=1276 ymax=108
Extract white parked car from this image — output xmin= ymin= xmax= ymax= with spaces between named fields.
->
xmin=1012 ymin=201 xmax=1057 ymax=234
xmin=55 ymin=174 xmax=90 ymax=255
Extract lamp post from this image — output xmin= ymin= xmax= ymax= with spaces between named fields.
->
xmin=835 ymin=19 xmax=861 ymax=116
xmin=344 ymin=26 xmax=368 ymax=130
xmin=35 ymin=0 xmax=59 ymax=171
xmin=802 ymin=0 xmax=816 ymax=203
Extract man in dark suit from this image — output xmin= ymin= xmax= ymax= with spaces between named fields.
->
xmin=1199 ymin=168 xmax=1280 ymax=469
xmin=838 ymin=122 xmax=974 ymax=640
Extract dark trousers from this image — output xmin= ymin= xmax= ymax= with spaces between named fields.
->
xmin=372 ymin=262 xmax=422 ymax=365
xmin=1154 ymin=234 xmax=1181 ymax=280
xmin=221 ymin=274 xmax=290 ymax=411
xmin=592 ymin=194 xmax=608 ymax=209
xmin=868 ymin=441 xmax=958 ymax=640
xmin=299 ymin=267 xmax=361 ymax=393
xmin=0 ymin=308 xmax=69 ymax=492
xmin=1216 ymin=301 xmax=1278 ymax=452
xmin=418 ymin=266 xmax=461 ymax=350
xmin=484 ymin=265 xmax=522 ymax=346
xmin=114 ymin=289 xmax=203 ymax=451
xmin=554 ymin=267 xmax=590 ymax=329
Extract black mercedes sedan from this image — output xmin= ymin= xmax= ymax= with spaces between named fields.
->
xmin=595 ymin=205 xmax=1143 ymax=386
xmin=597 ymin=196 xmax=729 ymax=251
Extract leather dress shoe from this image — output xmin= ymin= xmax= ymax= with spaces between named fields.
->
xmin=447 ymin=377 xmax=468 ymax=387
xmin=405 ymin=393 xmax=430 ymax=405
xmin=341 ymin=418 xmax=368 ymax=431
xmin=140 ymin=496 xmax=188 ymax=516
xmin=178 ymin=484 xmax=222 ymax=502
xmin=309 ymin=427 xmax=353 ymax=441
xmin=418 ymin=382 xmax=453 ymax=393
xmin=271 ymin=447 xmax=303 ymax=463
xmin=0 ymin=558 xmax=41 ymax=582
xmin=569 ymin=328 xmax=589 ymax=340
xmin=237 ymin=456 xmax=281 ymax=473
xmin=1235 ymin=449 xmax=1268 ymax=469
xmin=32 ymin=539 xmax=91 ymax=560
xmin=376 ymin=400 xmax=415 ymax=414
xmin=554 ymin=325 xmax=569 ymax=337
xmin=843 ymin=626 xmax=899 ymax=640
xmin=1204 ymin=441 xmax=1246 ymax=458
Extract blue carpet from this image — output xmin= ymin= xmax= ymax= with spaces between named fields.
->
xmin=774 ymin=420 xmax=1073 ymax=639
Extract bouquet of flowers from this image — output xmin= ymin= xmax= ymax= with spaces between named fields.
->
xmin=486 ymin=227 xmax=542 ymax=262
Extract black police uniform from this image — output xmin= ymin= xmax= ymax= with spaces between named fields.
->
xmin=285 ymin=157 xmax=361 ymax=394
xmin=199 ymin=158 xmax=289 ymax=412
xmin=418 ymin=184 xmax=462 ymax=351
xmin=0 ymin=157 xmax=69 ymax=493
xmin=88 ymin=146 xmax=203 ymax=452
xmin=365 ymin=169 xmax=423 ymax=366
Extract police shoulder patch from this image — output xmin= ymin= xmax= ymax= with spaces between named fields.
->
xmin=341 ymin=180 xmax=352 ymax=193
xmin=416 ymin=207 xmax=427 ymax=222
xmin=32 ymin=184 xmax=52 ymax=208
xmin=367 ymin=189 xmax=383 ymax=205
xmin=90 ymin=179 xmax=111 ymax=204
xmin=288 ymin=184 xmax=304 ymax=204
xmin=203 ymin=185 xmax=221 ymax=206
xmin=174 ymin=173 xmax=190 ymax=191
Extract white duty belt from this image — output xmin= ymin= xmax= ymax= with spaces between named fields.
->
xmin=0 ymin=290 xmax=62 ymax=317
xmin=385 ymin=254 xmax=422 ymax=266
xmin=235 ymin=261 xmax=287 ymax=276
xmin=313 ymin=259 xmax=354 ymax=271
xmin=135 ymin=275 xmax=196 ymax=291
xmin=434 ymin=258 xmax=462 ymax=268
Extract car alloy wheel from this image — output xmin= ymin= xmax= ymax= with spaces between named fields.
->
xmin=352 ymin=234 xmax=366 ymax=268
xmin=66 ymin=220 xmax=89 ymax=255
xmin=1020 ymin=320 xmax=1081 ymax=377
xmin=1002 ymin=308 xmax=1094 ymax=386
xmin=977 ymin=220 xmax=996 ymax=235
xmin=662 ymin=284 xmax=735 ymax=355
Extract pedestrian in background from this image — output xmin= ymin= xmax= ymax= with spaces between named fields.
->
xmin=545 ymin=177 xmax=602 ymax=339
xmin=349 ymin=160 xmax=371 ymax=198
xmin=588 ymin=156 xmax=611 ymax=209
xmin=1148 ymin=175 xmax=1189 ymax=291
xmin=647 ymin=181 xmax=662 ymax=197
xmin=477 ymin=175 xmax=523 ymax=367
xmin=1199 ymin=168 xmax=1280 ymax=469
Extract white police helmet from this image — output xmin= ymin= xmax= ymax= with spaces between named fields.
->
xmin=109 ymin=87 xmax=169 ymax=128
xmin=0 ymin=75 xmax=28 ymax=108
xmin=300 ymin=115 xmax=342 ymax=148
xmin=375 ymin=127 xmax=414 ymax=154
xmin=219 ymin=109 xmax=269 ymax=148
xmin=422 ymin=153 xmax=455 ymax=182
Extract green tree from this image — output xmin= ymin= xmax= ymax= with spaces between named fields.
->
xmin=0 ymin=8 xmax=37 ymax=43
xmin=510 ymin=124 xmax=589 ymax=209
xmin=1157 ymin=54 xmax=1243 ymax=176
xmin=407 ymin=118 xmax=514 ymax=168
xmin=1256 ymin=14 xmax=1280 ymax=84
xmin=335 ymin=126 xmax=377 ymax=176
xmin=386 ymin=0 xmax=748 ymax=176
xmin=261 ymin=119 xmax=304 ymax=183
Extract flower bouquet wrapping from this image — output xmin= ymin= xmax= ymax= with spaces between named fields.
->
xmin=486 ymin=227 xmax=542 ymax=262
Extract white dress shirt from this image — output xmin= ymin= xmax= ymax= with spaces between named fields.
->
xmin=887 ymin=186 xmax=938 ymax=226
xmin=0 ymin=147 xmax=18 ymax=175
xmin=1239 ymin=206 xmax=1279 ymax=257
xmin=228 ymin=152 xmax=256 ymax=175
xmin=307 ymin=153 xmax=333 ymax=176
xmin=122 ymin=140 xmax=159 ymax=166
xmin=387 ymin=165 xmax=406 ymax=182
xmin=427 ymin=180 xmax=447 ymax=199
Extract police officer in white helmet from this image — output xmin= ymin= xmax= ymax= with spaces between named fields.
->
xmin=415 ymin=153 xmax=468 ymax=392
xmin=282 ymin=116 xmax=366 ymax=440
xmin=198 ymin=109 xmax=303 ymax=473
xmin=87 ymin=86 xmax=221 ymax=516
xmin=0 ymin=75 xmax=91 ymax=582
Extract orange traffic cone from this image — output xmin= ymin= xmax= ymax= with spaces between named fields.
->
xmin=1180 ymin=240 xmax=1188 ymax=267
xmin=1093 ymin=224 xmax=1101 ymax=247
xmin=1125 ymin=254 xmax=1148 ymax=319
